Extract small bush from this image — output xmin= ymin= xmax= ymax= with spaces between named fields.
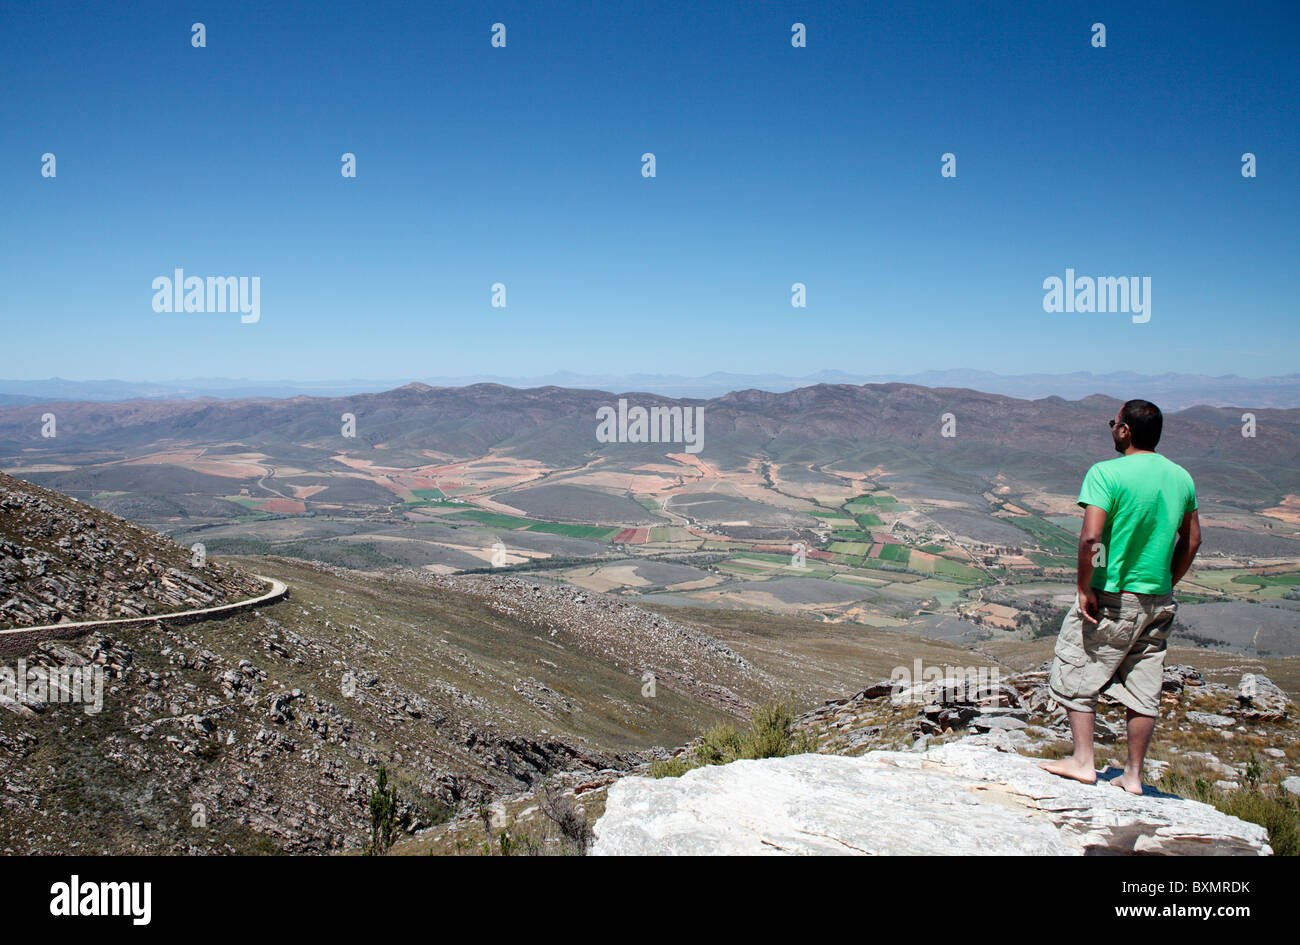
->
xmin=695 ymin=722 xmax=746 ymax=766
xmin=537 ymin=780 xmax=593 ymax=854
xmin=488 ymin=821 xmax=545 ymax=856
xmin=1158 ymin=770 xmax=1299 ymax=856
xmin=747 ymin=700 xmax=816 ymax=759
xmin=649 ymin=756 xmax=693 ymax=779
xmin=1218 ymin=791 xmax=1299 ymax=856
xmin=658 ymin=699 xmax=816 ymax=777
xmin=367 ymin=765 xmax=398 ymax=856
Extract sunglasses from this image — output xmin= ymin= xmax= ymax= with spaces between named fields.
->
xmin=1108 ymin=419 xmax=1128 ymax=429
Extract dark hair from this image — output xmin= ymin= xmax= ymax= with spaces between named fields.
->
xmin=1120 ymin=399 xmax=1162 ymax=450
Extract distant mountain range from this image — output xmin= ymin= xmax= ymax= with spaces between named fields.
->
xmin=3 ymin=381 xmax=1298 ymax=507
xmin=3 ymin=371 xmax=1300 ymax=411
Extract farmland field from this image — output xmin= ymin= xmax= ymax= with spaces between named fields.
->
xmin=1008 ymin=515 xmax=1077 ymax=555
xmin=878 ymin=544 xmax=911 ymax=562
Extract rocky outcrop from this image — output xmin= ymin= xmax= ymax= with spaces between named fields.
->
xmin=1 ymin=473 xmax=264 ymax=629
xmin=1234 ymin=673 xmax=1289 ymax=722
xmin=591 ymin=742 xmax=1274 ymax=856
xmin=795 ymin=663 xmax=1294 ymax=757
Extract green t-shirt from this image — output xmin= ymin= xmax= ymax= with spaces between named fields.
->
xmin=1077 ymin=452 xmax=1197 ymax=595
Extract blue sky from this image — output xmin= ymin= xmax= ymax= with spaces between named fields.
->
xmin=3 ymin=0 xmax=1297 ymax=382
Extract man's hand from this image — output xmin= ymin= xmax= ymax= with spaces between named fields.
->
xmin=1077 ymin=586 xmax=1099 ymax=625
xmin=1170 ymin=508 xmax=1201 ymax=587
xmin=1076 ymin=505 xmax=1107 ymax=623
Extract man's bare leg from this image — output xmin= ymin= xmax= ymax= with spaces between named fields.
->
xmin=1038 ymin=709 xmax=1097 ymax=784
xmin=1115 ymin=709 xmax=1156 ymax=795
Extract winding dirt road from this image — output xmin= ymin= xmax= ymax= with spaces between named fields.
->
xmin=0 ymin=575 xmax=287 ymax=654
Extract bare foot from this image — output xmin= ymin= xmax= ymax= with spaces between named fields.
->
xmin=1037 ymin=757 xmax=1097 ymax=785
xmin=1114 ymin=772 xmax=1144 ymax=795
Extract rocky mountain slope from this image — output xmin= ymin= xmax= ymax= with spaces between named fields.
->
xmin=0 ymin=472 xmax=264 ymax=628
xmin=412 ymin=572 xmax=763 ymax=714
xmin=0 ymin=532 xmax=995 ymax=854
xmin=3 ymin=479 xmax=1295 ymax=856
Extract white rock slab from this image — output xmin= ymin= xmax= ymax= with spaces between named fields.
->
xmin=591 ymin=743 xmax=1272 ymax=856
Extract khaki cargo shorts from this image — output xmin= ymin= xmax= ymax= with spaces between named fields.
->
xmin=1048 ymin=589 xmax=1177 ymax=717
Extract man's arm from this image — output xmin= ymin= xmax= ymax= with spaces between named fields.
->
xmin=1170 ymin=508 xmax=1201 ymax=587
xmin=1076 ymin=504 xmax=1108 ymax=624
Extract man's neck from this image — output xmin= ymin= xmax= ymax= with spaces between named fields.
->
xmin=1122 ymin=447 xmax=1156 ymax=456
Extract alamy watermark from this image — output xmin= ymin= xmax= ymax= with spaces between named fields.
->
xmin=1042 ymin=268 xmax=1150 ymax=323
xmin=1 ymin=660 xmax=104 ymax=715
xmin=596 ymin=398 xmax=704 ymax=454
xmin=152 ymin=269 xmax=260 ymax=323
xmin=50 ymin=875 xmax=150 ymax=925
xmin=889 ymin=658 xmax=1002 ymax=705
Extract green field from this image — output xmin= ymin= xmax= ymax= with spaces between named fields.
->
xmin=447 ymin=509 xmax=537 ymax=529
xmin=649 ymin=526 xmax=696 ymax=542
xmin=527 ymin=522 xmax=620 ymax=540
xmin=828 ymin=541 xmax=873 ymax=556
xmin=845 ymin=493 xmax=899 ymax=510
xmin=1010 ymin=515 xmax=1077 ymax=555
xmin=855 ymin=512 xmax=884 ymax=528
xmin=1046 ymin=514 xmax=1082 ymax=531
xmin=934 ymin=558 xmax=984 ymax=582
xmin=730 ymin=551 xmax=835 ymax=575
xmin=857 ymin=557 xmax=913 ymax=573
xmin=406 ymin=488 xmax=446 ymax=502
xmin=1232 ymin=571 xmax=1300 ymax=587
xmin=445 ymin=509 xmax=618 ymax=540
xmin=878 ymin=544 xmax=911 ymax=562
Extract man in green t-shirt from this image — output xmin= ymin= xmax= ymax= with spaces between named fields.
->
xmin=1039 ymin=399 xmax=1201 ymax=794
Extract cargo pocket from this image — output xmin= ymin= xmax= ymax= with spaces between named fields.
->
xmin=1053 ymin=605 xmax=1088 ymax=667
xmin=1089 ymin=605 xmax=1134 ymax=650
xmin=1050 ymin=605 xmax=1089 ymax=702
xmin=1143 ymin=604 xmax=1177 ymax=647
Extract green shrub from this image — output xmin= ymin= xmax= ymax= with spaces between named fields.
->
xmin=367 ymin=765 xmax=398 ymax=856
xmin=649 ymin=756 xmax=693 ymax=779
xmin=746 ymin=700 xmax=816 ymax=760
xmin=1158 ymin=770 xmax=1298 ymax=856
xmin=656 ymin=699 xmax=816 ymax=777
xmin=696 ymin=722 xmax=746 ymax=766
xmin=1218 ymin=791 xmax=1299 ymax=856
